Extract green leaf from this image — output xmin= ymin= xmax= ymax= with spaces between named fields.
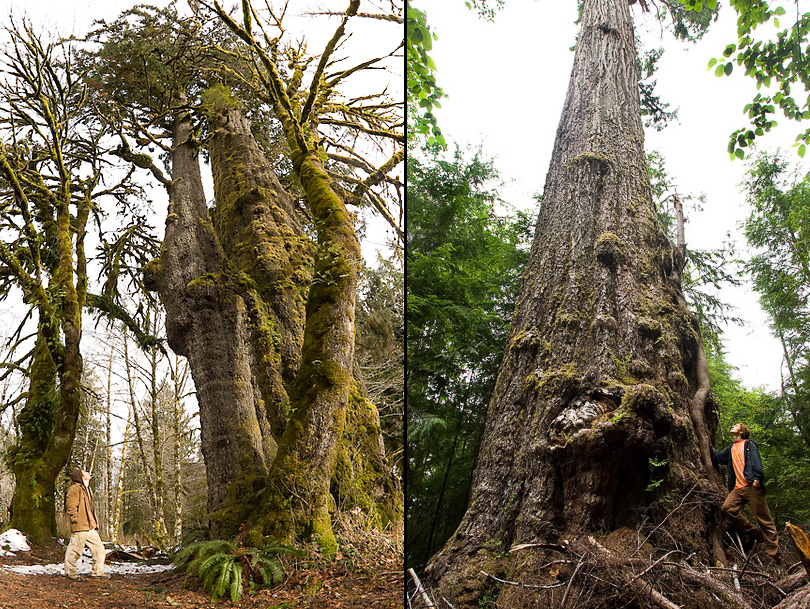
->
xmin=735 ymin=148 xmax=745 ymax=159
xmin=774 ymin=6 xmax=786 ymax=15
xmin=715 ymin=64 xmax=726 ymax=77
xmin=708 ymin=58 xmax=718 ymax=68
xmin=724 ymin=62 xmax=733 ymax=76
xmin=723 ymin=44 xmax=736 ymax=57
xmin=799 ymin=144 xmax=806 ymax=158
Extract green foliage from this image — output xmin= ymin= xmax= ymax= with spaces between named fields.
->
xmin=698 ymin=0 xmax=810 ymax=158
xmin=175 ymin=540 xmax=299 ymax=603
xmin=637 ymin=46 xmax=678 ymax=131
xmin=406 ymin=145 xmax=531 ymax=569
xmin=464 ymin=0 xmax=505 ymax=21
xmin=741 ymin=152 xmax=810 ymax=447
xmin=406 ymin=2 xmax=445 ymax=147
xmin=644 ymin=0 xmax=718 ymax=42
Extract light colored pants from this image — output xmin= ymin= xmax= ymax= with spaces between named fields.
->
xmin=64 ymin=528 xmax=106 ymax=576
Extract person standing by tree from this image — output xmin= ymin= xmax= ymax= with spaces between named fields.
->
xmin=711 ymin=423 xmax=780 ymax=561
xmin=64 ymin=469 xmax=109 ymax=581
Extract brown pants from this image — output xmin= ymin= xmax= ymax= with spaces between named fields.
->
xmin=721 ymin=485 xmax=779 ymax=557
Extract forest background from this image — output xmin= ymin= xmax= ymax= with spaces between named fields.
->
xmin=407 ymin=0 xmax=810 ymax=574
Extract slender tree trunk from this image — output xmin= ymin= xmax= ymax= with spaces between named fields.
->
xmin=105 ymin=343 xmax=114 ymax=539
xmin=123 ymin=336 xmax=159 ymax=525
xmin=112 ymin=413 xmax=132 ymax=546
xmin=9 ymin=191 xmax=88 ymax=544
xmin=424 ymin=405 xmax=464 ymax=567
xmin=172 ymin=355 xmax=187 ymax=543
xmin=426 ymin=1 xmax=726 ymax=605
xmin=145 ymin=313 xmax=167 ymax=544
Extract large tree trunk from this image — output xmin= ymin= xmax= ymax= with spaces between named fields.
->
xmin=144 ymin=103 xmax=274 ymax=537
xmin=425 ymin=0 xmax=726 ymax=605
xmin=206 ymin=103 xmax=400 ymax=550
xmin=207 ymin=105 xmax=313 ymax=437
xmin=147 ymin=97 xmax=398 ymax=542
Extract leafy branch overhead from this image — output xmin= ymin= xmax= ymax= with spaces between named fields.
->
xmin=696 ymin=0 xmax=810 ymax=158
xmin=406 ymin=3 xmax=445 ymax=148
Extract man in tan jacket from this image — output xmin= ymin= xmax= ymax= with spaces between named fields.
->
xmin=64 ymin=469 xmax=109 ymax=581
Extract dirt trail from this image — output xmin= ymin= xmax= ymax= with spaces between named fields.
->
xmin=0 ymin=541 xmax=403 ymax=608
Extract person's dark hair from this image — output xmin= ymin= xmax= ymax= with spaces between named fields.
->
xmin=736 ymin=423 xmax=751 ymax=439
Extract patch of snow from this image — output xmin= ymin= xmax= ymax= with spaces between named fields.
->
xmin=0 ymin=529 xmax=173 ymax=575
xmin=0 ymin=529 xmax=31 ymax=556
xmin=3 ymin=558 xmax=174 ymax=576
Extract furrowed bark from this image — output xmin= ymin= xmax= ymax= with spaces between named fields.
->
xmin=425 ymin=0 xmax=727 ymax=605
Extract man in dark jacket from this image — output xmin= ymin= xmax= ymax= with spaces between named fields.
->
xmin=710 ymin=423 xmax=779 ymax=560
xmin=64 ymin=468 xmax=110 ymax=581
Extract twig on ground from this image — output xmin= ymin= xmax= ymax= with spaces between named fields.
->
xmin=408 ymin=568 xmax=436 ymax=609
xmin=479 ymin=570 xmax=566 ymax=590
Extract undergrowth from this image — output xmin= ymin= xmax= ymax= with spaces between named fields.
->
xmin=174 ymin=539 xmax=301 ymax=602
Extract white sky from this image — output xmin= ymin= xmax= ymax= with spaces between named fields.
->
xmin=423 ymin=0 xmax=808 ymax=392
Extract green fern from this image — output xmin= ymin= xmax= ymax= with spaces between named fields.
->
xmin=173 ymin=539 xmax=299 ymax=603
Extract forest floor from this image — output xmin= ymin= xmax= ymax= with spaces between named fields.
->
xmin=0 ymin=525 xmax=403 ymax=609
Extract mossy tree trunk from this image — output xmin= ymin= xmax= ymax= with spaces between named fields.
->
xmin=206 ymin=1 xmax=404 ymax=544
xmin=204 ymin=101 xmax=399 ymax=546
xmin=425 ymin=0 xmax=726 ymax=605
xmin=144 ymin=103 xmax=277 ymax=537
xmin=7 ymin=192 xmax=88 ymax=546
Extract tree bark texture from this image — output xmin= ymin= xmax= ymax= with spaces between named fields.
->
xmin=207 ymin=107 xmax=313 ymax=437
xmin=425 ymin=0 xmax=726 ymax=605
xmin=146 ymin=99 xmax=398 ymax=542
xmin=145 ymin=105 xmax=274 ymax=536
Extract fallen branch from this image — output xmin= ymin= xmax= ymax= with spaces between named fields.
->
xmin=738 ymin=541 xmax=756 ymax=583
xmin=510 ymin=541 xmax=570 ymax=554
xmin=480 ymin=570 xmax=566 ymax=590
xmin=408 ymin=568 xmax=436 ymax=609
xmin=560 ymin=554 xmax=585 ymax=607
xmin=675 ymin=565 xmax=753 ymax=609
xmin=583 ymin=537 xmax=681 ymax=609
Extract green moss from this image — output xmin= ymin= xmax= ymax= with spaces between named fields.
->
xmin=570 ymin=150 xmax=612 ymax=166
xmin=200 ymin=83 xmax=242 ymax=121
xmin=595 ymin=231 xmax=626 ymax=267
xmin=620 ymin=384 xmax=665 ymax=413
xmin=524 ymin=364 xmax=579 ymax=398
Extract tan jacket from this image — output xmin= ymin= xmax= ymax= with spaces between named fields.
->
xmin=66 ymin=482 xmax=98 ymax=533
